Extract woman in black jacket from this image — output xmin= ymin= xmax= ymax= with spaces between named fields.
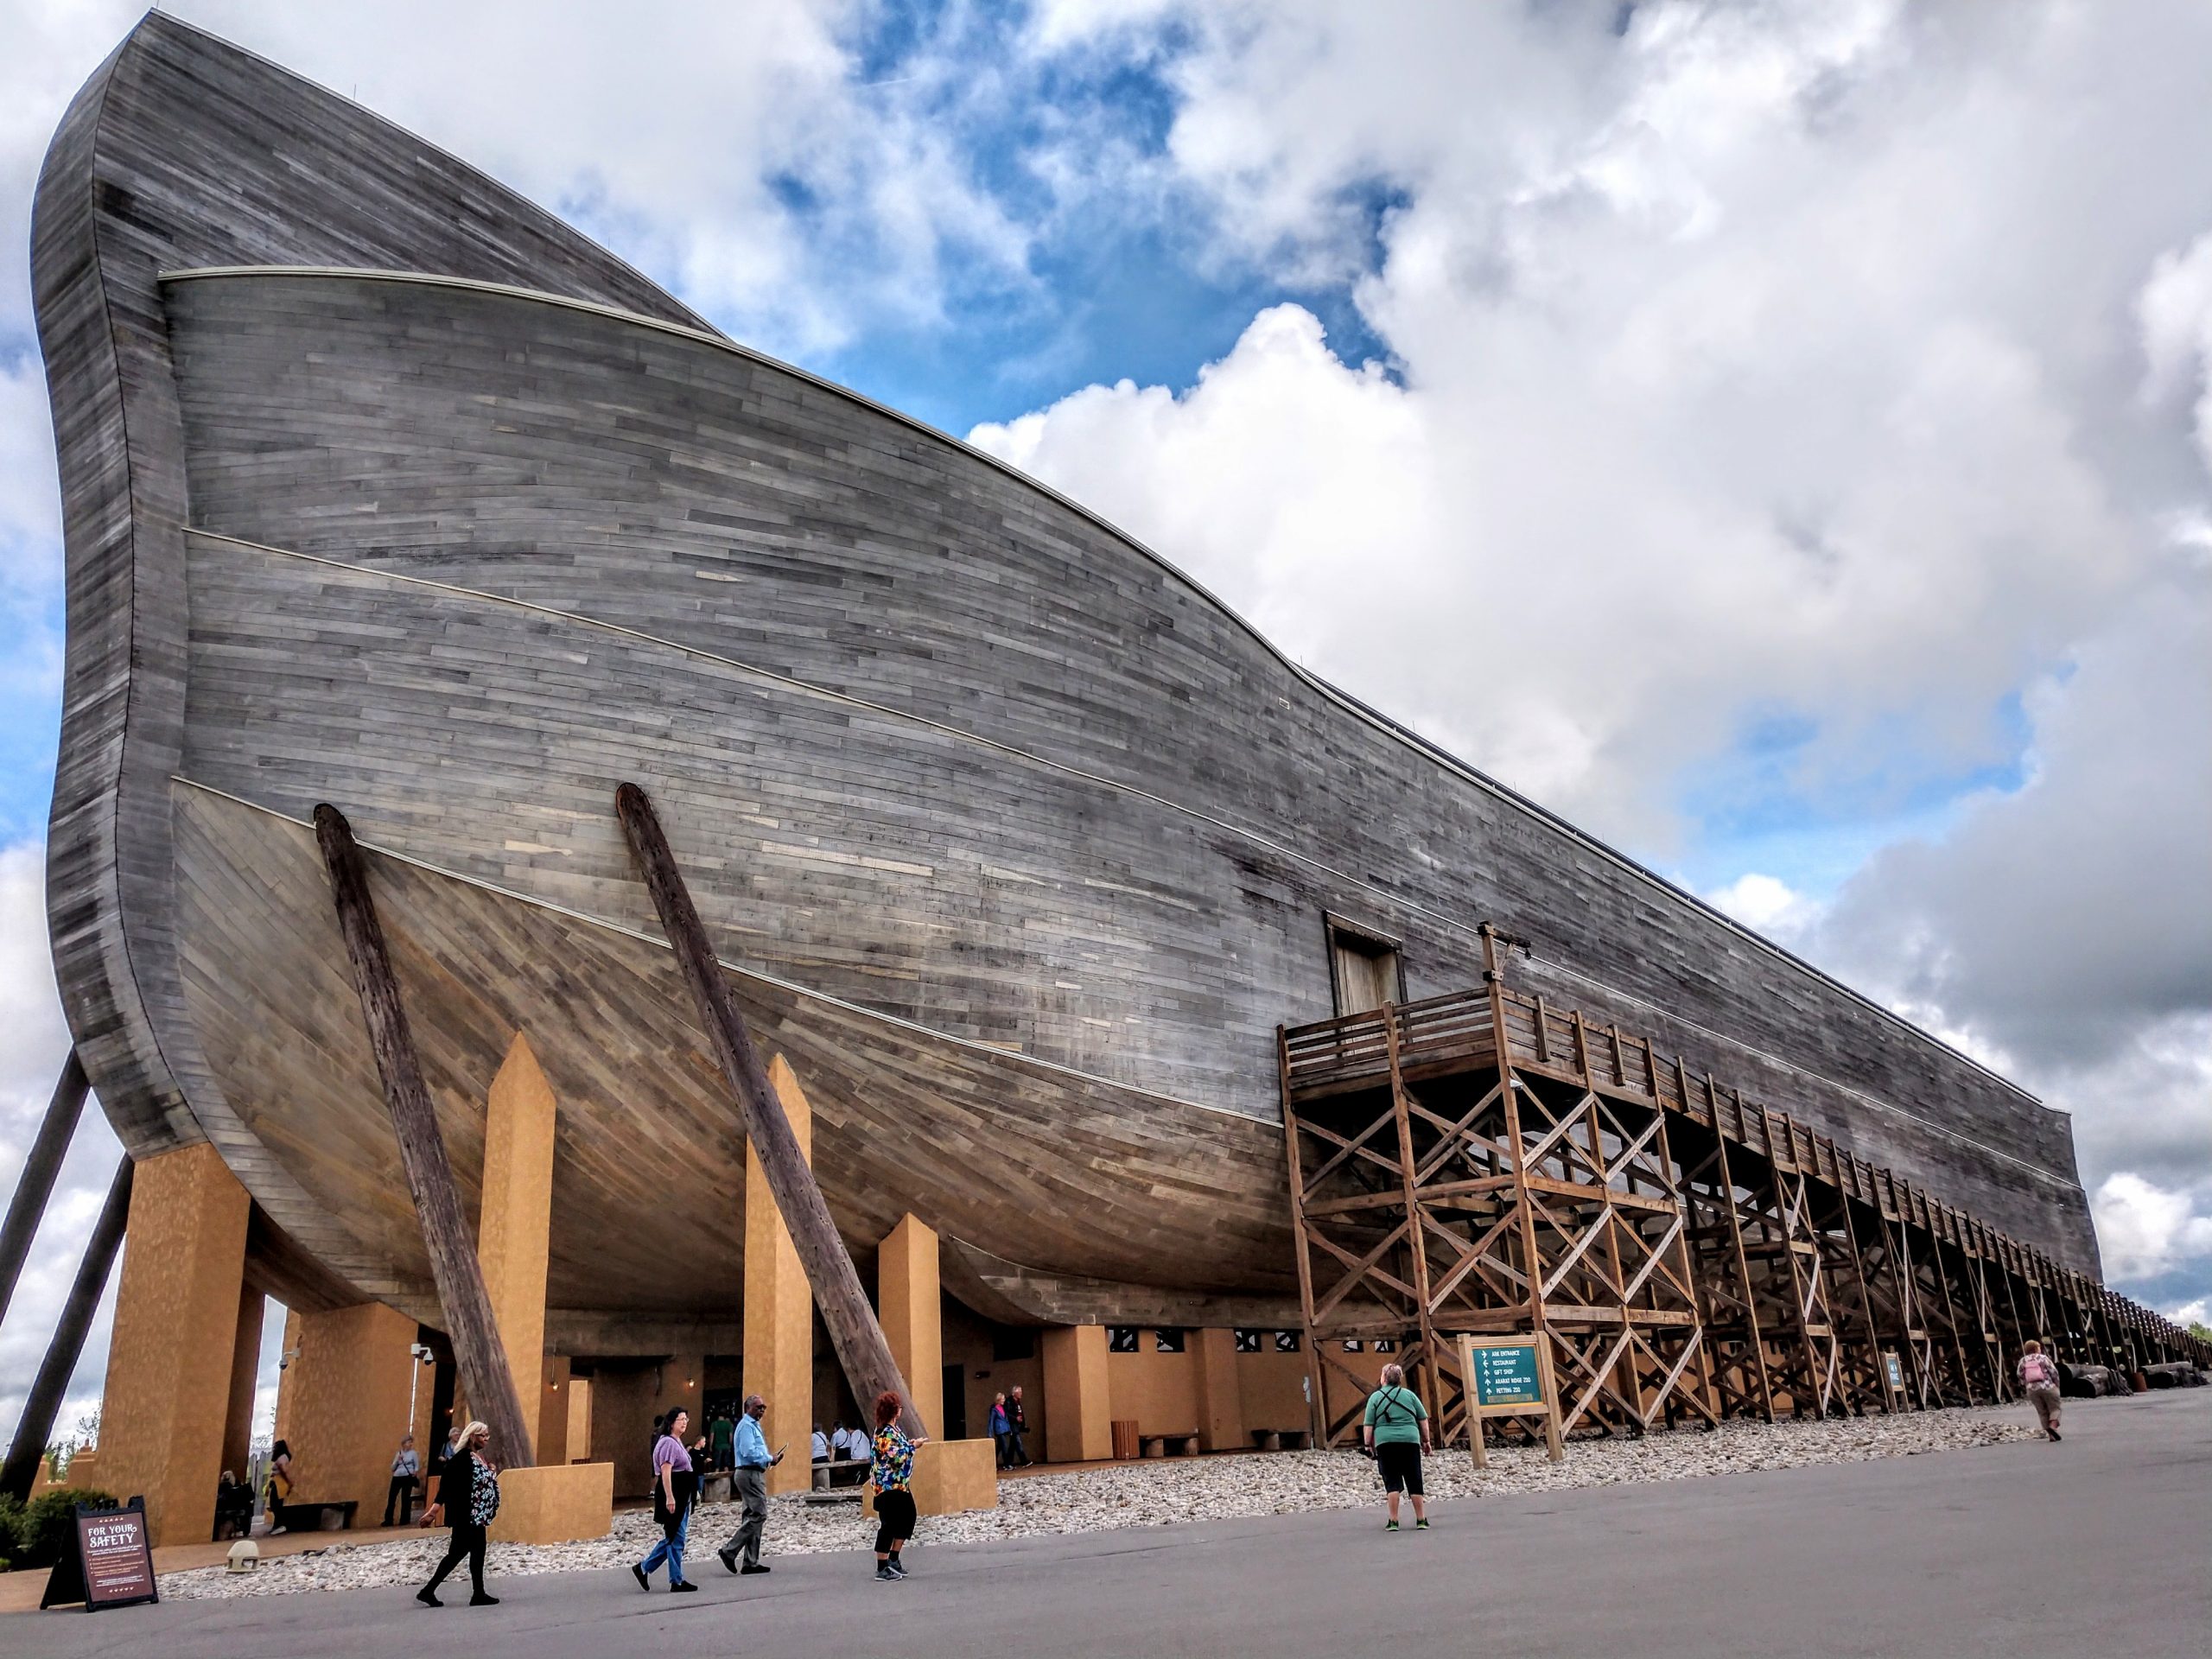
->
xmin=417 ymin=1420 xmax=500 ymax=1607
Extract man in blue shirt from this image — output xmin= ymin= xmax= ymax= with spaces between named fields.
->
xmin=716 ymin=1392 xmax=783 ymax=1575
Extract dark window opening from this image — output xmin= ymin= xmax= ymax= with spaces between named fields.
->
xmin=1154 ymin=1328 xmax=1187 ymax=1353
xmin=1234 ymin=1330 xmax=1262 ymax=1354
xmin=1108 ymin=1327 xmax=1140 ymax=1354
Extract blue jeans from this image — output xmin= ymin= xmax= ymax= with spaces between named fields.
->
xmin=640 ymin=1506 xmax=689 ymax=1584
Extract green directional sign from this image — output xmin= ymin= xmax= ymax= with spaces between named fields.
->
xmin=1471 ymin=1341 xmax=1544 ymax=1408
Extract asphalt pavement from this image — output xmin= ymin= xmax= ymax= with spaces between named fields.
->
xmin=8 ymin=1388 xmax=2206 ymax=1658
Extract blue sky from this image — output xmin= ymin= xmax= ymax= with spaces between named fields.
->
xmin=0 ymin=1 xmax=2209 ymax=1441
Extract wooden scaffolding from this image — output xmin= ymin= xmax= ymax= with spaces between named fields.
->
xmin=1280 ymin=932 xmax=2206 ymax=1445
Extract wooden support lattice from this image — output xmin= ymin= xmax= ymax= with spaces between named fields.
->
xmin=1277 ymin=950 xmax=2205 ymax=1448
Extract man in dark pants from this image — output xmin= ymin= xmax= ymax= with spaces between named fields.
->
xmin=717 ymin=1393 xmax=784 ymax=1575
xmin=1007 ymin=1386 xmax=1034 ymax=1467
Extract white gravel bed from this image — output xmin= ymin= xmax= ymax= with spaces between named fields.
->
xmin=160 ymin=1406 xmax=2035 ymax=1599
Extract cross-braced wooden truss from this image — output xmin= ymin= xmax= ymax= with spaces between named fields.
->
xmin=1280 ymin=928 xmax=2208 ymax=1447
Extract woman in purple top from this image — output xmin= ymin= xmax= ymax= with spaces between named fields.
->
xmin=632 ymin=1408 xmax=698 ymax=1592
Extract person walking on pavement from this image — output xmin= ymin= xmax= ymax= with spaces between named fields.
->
xmin=417 ymin=1420 xmax=501 ymax=1607
xmin=717 ymin=1392 xmax=783 ymax=1574
xmin=868 ymin=1389 xmax=927 ymax=1580
xmin=2018 ymin=1339 xmax=2064 ymax=1441
xmin=988 ymin=1392 xmax=1011 ymax=1466
xmin=633 ymin=1407 xmax=698 ymax=1592
xmin=382 ymin=1433 xmax=420 ymax=1528
xmin=1362 ymin=1363 xmax=1431 ymax=1532
xmin=1007 ymin=1386 xmax=1033 ymax=1467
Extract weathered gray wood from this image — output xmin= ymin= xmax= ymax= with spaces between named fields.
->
xmin=0 ymin=1156 xmax=130 ymax=1502
xmin=313 ymin=804 xmax=534 ymax=1467
xmin=0 ymin=1051 xmax=88 ymax=1328
xmin=617 ymin=782 xmax=924 ymax=1438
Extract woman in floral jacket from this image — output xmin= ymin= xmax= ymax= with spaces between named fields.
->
xmin=868 ymin=1390 xmax=927 ymax=1581
xmin=418 ymin=1420 xmax=501 ymax=1607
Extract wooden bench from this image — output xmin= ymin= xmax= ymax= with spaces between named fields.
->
xmin=272 ymin=1498 xmax=358 ymax=1533
xmin=811 ymin=1457 xmax=869 ymax=1491
xmin=1249 ymin=1429 xmax=1313 ymax=1452
xmin=1139 ymin=1433 xmax=1201 ymax=1458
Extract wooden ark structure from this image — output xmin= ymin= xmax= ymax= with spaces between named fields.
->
xmin=22 ymin=16 xmax=2202 ymax=1527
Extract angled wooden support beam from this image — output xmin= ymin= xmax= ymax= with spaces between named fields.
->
xmin=313 ymin=804 xmax=535 ymax=1467
xmin=0 ymin=1155 xmax=130 ymax=1502
xmin=0 ymin=1050 xmax=90 ymax=1329
xmin=615 ymin=782 xmax=923 ymax=1439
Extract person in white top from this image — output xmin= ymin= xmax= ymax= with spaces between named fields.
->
xmin=382 ymin=1433 xmax=420 ymax=1528
xmin=811 ymin=1426 xmax=830 ymax=1463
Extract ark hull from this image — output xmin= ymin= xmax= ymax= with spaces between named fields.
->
xmin=34 ymin=17 xmax=2100 ymax=1334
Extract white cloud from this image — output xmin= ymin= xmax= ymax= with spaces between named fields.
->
xmin=2169 ymin=1297 xmax=2207 ymax=1327
xmin=980 ymin=0 xmax=2210 ymax=848
xmin=2138 ymin=231 xmax=2212 ymax=474
xmin=2091 ymin=1173 xmax=2212 ymax=1284
xmin=1702 ymin=873 xmax=1821 ymax=943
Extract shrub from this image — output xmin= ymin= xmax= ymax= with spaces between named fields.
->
xmin=11 ymin=1488 xmax=119 ymax=1569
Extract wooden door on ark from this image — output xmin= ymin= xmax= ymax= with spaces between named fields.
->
xmin=1327 ymin=918 xmax=1405 ymax=1015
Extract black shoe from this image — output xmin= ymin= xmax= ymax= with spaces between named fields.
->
xmin=632 ymin=1563 xmax=651 ymax=1590
xmin=715 ymin=1548 xmax=736 ymax=1574
xmin=671 ymin=1581 xmax=698 ymax=1593
xmin=875 ymin=1565 xmax=898 ymax=1581
xmin=887 ymin=1557 xmax=906 ymax=1578
xmin=469 ymin=1593 xmax=499 ymax=1606
xmin=741 ymin=1562 xmax=771 ymax=1575
xmin=417 ymin=1586 xmax=442 ymax=1607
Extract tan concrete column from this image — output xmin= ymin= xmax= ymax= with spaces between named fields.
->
xmin=479 ymin=1032 xmax=556 ymax=1459
xmin=1041 ymin=1324 xmax=1114 ymax=1464
xmin=220 ymin=1282 xmax=265 ymax=1480
xmin=96 ymin=1142 xmax=251 ymax=1546
xmin=273 ymin=1300 xmax=419 ymax=1522
xmin=878 ymin=1213 xmax=944 ymax=1440
xmin=745 ymin=1056 xmax=814 ymax=1495
xmin=1195 ymin=1327 xmax=1248 ymax=1452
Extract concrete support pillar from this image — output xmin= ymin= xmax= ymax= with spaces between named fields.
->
xmin=878 ymin=1213 xmax=944 ymax=1440
xmin=1195 ymin=1327 xmax=1248 ymax=1452
xmin=220 ymin=1282 xmax=265 ymax=1480
xmin=273 ymin=1300 xmax=418 ymax=1522
xmin=479 ymin=1033 xmax=556 ymax=1459
xmin=745 ymin=1055 xmax=814 ymax=1496
xmin=96 ymin=1142 xmax=250 ymax=1547
xmin=1042 ymin=1324 xmax=1114 ymax=1464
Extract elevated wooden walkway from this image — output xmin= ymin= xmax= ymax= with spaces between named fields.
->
xmin=1277 ymin=928 xmax=2203 ymax=1451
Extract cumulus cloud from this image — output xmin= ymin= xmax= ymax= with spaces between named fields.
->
xmin=2092 ymin=1173 xmax=2212 ymax=1284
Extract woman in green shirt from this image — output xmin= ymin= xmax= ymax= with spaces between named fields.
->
xmin=1362 ymin=1363 xmax=1431 ymax=1531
